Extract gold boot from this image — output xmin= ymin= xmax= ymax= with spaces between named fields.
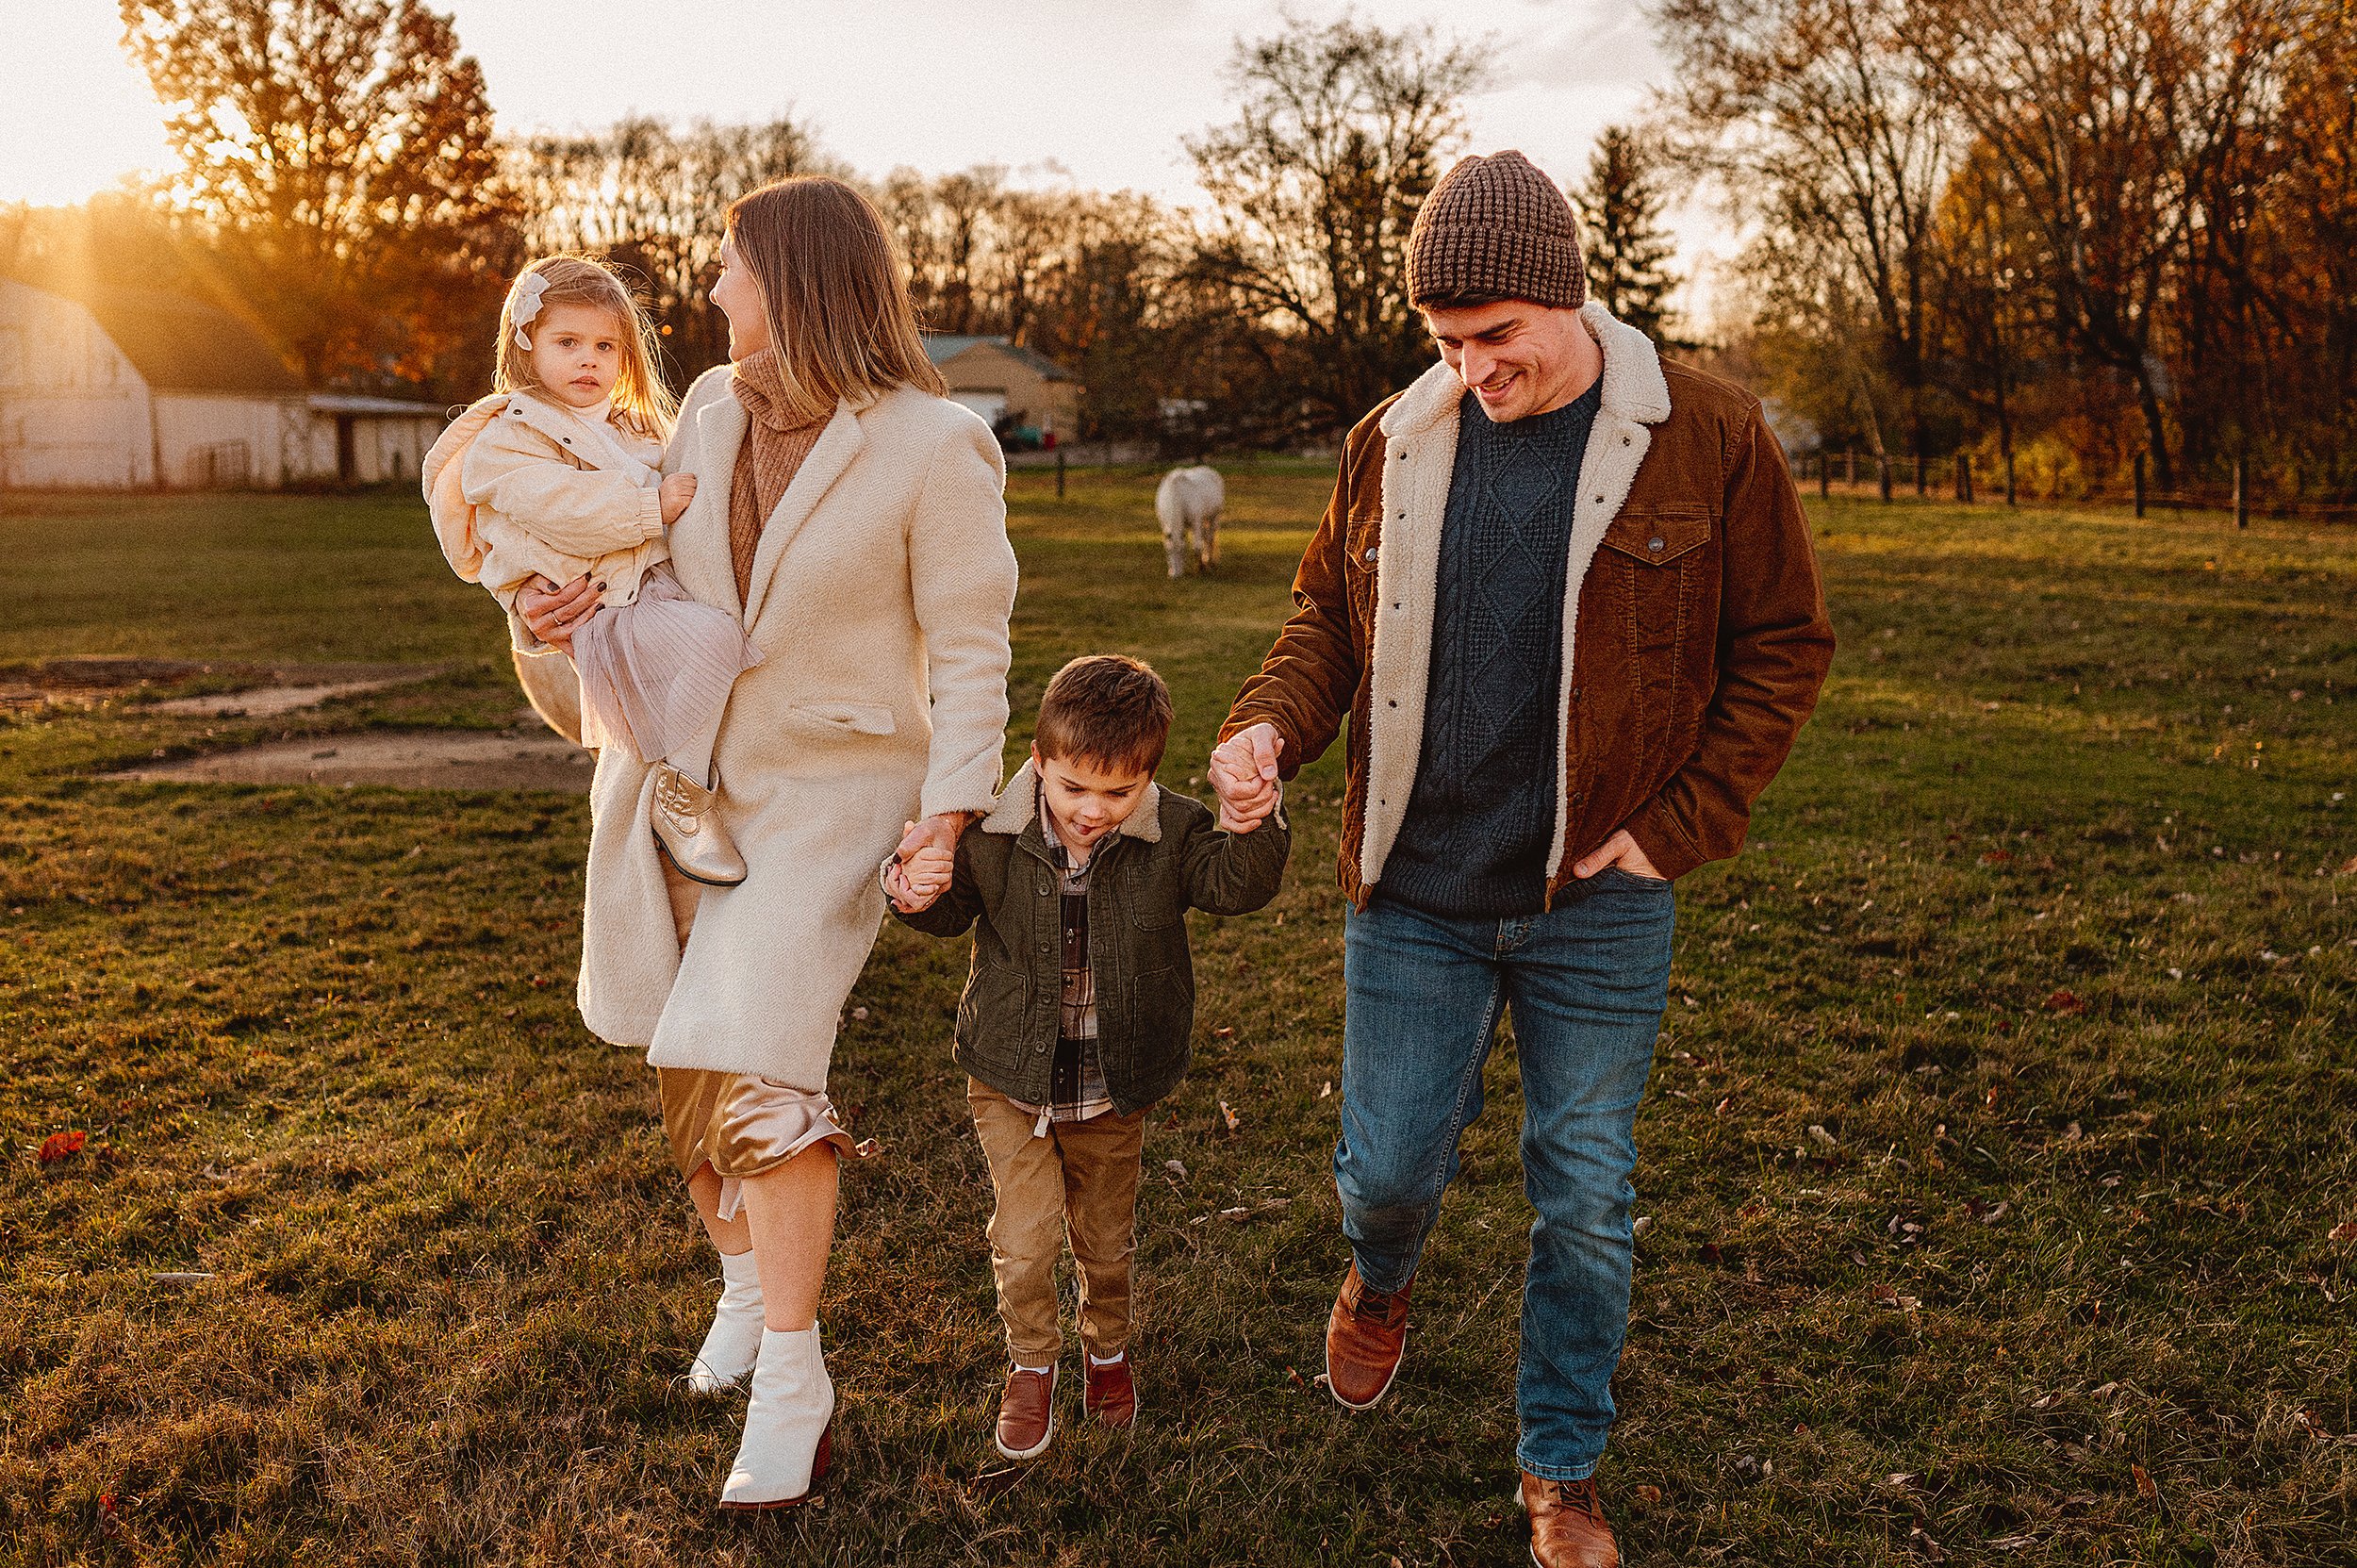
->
xmin=651 ymin=763 xmax=747 ymax=887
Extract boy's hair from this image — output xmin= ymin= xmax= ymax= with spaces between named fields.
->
xmin=1034 ymin=655 xmax=1173 ymax=776
xmin=494 ymin=255 xmax=679 ymax=440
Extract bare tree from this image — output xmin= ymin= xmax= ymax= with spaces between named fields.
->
xmin=1658 ymin=0 xmax=1950 ymax=463
xmin=1185 ymin=12 xmax=1488 ymax=433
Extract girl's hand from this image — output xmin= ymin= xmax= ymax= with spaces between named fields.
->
xmin=659 ymin=473 xmax=698 ymax=526
xmin=516 ymin=573 xmax=602 ymax=654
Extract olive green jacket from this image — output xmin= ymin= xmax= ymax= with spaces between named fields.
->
xmin=893 ymin=761 xmax=1290 ymax=1113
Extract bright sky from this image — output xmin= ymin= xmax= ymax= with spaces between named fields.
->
xmin=0 ymin=0 xmax=1727 ymax=310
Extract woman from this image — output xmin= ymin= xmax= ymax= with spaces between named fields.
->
xmin=519 ymin=176 xmax=1018 ymax=1510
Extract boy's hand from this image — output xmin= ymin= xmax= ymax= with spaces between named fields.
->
xmin=1208 ymin=725 xmax=1283 ymax=823
xmin=1217 ymin=784 xmax=1277 ymax=834
xmin=659 ymin=473 xmax=698 ymax=526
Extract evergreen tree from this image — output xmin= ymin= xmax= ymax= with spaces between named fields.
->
xmin=1573 ymin=125 xmax=1681 ymax=344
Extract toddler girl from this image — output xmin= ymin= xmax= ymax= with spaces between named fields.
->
xmin=423 ymin=256 xmax=760 ymax=886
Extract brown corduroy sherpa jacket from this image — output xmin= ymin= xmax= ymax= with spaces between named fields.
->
xmin=1220 ymin=303 xmax=1835 ymax=906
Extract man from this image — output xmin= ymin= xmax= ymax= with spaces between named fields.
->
xmin=1209 ymin=151 xmax=1834 ymax=1567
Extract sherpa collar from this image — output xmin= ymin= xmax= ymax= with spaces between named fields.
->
xmin=980 ymin=758 xmax=1165 ymax=845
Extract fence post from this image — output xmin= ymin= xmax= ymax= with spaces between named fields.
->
xmin=1056 ymin=448 xmax=1066 ymax=499
xmin=1819 ymin=451 xmax=1831 ymax=498
xmin=2004 ymin=451 xmax=2017 ymax=506
xmin=1879 ymin=454 xmax=1893 ymax=503
xmin=1915 ymin=452 xmax=1928 ymax=496
xmin=1845 ymin=451 xmax=1856 ymax=486
xmin=2234 ymin=449 xmax=2249 ymax=529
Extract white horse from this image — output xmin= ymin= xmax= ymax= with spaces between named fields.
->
xmin=1155 ymin=465 xmax=1223 ymax=578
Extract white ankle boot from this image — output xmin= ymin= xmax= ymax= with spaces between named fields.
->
xmin=718 ymin=1327 xmax=834 ymax=1510
xmin=685 ymin=1249 xmax=765 ymax=1394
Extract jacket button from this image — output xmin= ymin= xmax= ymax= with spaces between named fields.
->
xmin=1648 ymin=537 xmax=1665 ymax=553
xmin=1034 ymin=1043 xmax=1047 ymax=1053
xmin=1363 ymin=545 xmax=1377 ymax=562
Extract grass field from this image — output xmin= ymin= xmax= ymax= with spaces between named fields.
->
xmin=2 ymin=470 xmax=2352 ymax=1566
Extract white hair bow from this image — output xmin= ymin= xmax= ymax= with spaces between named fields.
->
xmin=508 ymin=272 xmax=552 ymax=352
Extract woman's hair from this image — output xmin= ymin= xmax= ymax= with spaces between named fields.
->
xmin=1034 ymin=655 xmax=1174 ymax=776
xmin=725 ymin=176 xmax=947 ymax=424
xmin=493 ymin=255 xmax=678 ymax=439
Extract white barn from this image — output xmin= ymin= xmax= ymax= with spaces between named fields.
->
xmin=0 ymin=278 xmax=444 ymax=489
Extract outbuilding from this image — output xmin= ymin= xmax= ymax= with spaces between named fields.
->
xmin=0 ymin=277 xmax=444 ymax=488
xmin=921 ymin=334 xmax=1080 ymax=446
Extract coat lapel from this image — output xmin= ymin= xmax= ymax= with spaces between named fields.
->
xmin=667 ymin=390 xmax=749 ymax=620
xmin=741 ymin=398 xmax=865 ymax=629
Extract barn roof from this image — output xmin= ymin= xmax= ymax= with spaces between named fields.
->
xmin=69 ymin=286 xmax=304 ymax=396
xmin=920 ymin=334 xmax=1078 ymax=382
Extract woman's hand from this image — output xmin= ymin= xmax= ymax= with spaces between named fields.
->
xmin=895 ymin=812 xmax=975 ymax=868
xmin=516 ymin=573 xmax=603 ymax=654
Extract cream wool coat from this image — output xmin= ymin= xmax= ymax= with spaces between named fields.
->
xmin=578 ymin=365 xmax=1019 ymax=1085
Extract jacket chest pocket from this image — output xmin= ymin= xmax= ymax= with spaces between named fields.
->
xmin=1600 ymin=508 xmax=1713 ymax=680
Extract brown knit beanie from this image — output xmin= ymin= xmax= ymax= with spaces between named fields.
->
xmin=1407 ymin=150 xmax=1588 ymax=310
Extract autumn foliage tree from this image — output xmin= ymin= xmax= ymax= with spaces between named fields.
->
xmin=119 ymin=0 xmax=514 ymax=390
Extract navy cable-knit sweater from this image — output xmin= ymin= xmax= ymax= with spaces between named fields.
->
xmin=1378 ymin=383 xmax=1602 ymax=918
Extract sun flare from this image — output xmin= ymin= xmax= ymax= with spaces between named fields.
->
xmin=0 ymin=5 xmax=174 ymax=206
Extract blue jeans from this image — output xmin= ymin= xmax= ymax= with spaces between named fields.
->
xmin=1336 ymin=869 xmax=1675 ymax=1481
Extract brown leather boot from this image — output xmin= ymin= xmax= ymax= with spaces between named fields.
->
xmin=1323 ymin=1263 xmax=1409 ymax=1410
xmin=1083 ymin=1354 xmax=1138 ymax=1428
xmin=994 ymin=1365 xmax=1056 ymax=1461
xmin=1522 ymin=1472 xmax=1619 ymax=1568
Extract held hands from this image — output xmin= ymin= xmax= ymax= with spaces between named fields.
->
xmin=659 ymin=473 xmax=698 ymax=526
xmin=1208 ymin=722 xmax=1284 ymax=834
xmin=515 ymin=572 xmax=603 ymax=654
xmin=886 ymin=813 xmax=971 ymax=911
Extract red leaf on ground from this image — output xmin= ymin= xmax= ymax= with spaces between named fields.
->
xmin=2044 ymin=988 xmax=2086 ymax=1015
xmin=2329 ymin=1220 xmax=2357 ymax=1244
xmin=37 ymin=1131 xmax=86 ymax=1164
xmin=1632 ymin=1484 xmax=1663 ymax=1506
xmin=2133 ymin=1463 xmax=2157 ymax=1502
xmin=1980 ymin=849 xmax=2014 ymax=864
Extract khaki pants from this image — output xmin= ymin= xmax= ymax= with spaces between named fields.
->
xmin=967 ymin=1080 xmax=1146 ymax=1365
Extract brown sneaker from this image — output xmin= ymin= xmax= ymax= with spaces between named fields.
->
xmin=994 ymin=1364 xmax=1056 ymax=1460
xmin=1522 ymin=1472 xmax=1619 ymax=1568
xmin=1083 ymin=1354 xmax=1138 ymax=1428
xmin=1324 ymin=1263 xmax=1410 ymax=1410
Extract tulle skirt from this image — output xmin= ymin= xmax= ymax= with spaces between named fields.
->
xmin=570 ymin=564 xmax=762 ymax=765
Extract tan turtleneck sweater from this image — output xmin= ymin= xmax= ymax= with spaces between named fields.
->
xmin=726 ymin=350 xmax=831 ymax=603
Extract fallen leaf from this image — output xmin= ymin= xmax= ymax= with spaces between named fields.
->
xmin=2044 ymin=988 xmax=2086 ymax=1015
xmin=36 ymin=1131 xmax=86 ymax=1164
xmin=850 ymin=1006 xmax=868 ymax=1021
xmin=1988 ymin=1536 xmax=2037 ymax=1551
xmin=1806 ymin=1124 xmax=1838 ymax=1148
xmin=1319 ymin=1080 xmax=1332 ymax=1098
xmin=1212 ymin=1026 xmax=1234 ymax=1039
xmin=1981 ymin=1201 xmax=2011 ymax=1224
xmin=1632 ymin=1484 xmax=1663 ymax=1506
xmin=1163 ymin=1159 xmax=1188 ymax=1180
xmin=2329 ymin=1220 xmax=2357 ymax=1244
xmin=1219 ymin=1099 xmax=1240 ymax=1132
xmin=2134 ymin=1464 xmax=2157 ymax=1502
xmin=1981 ymin=849 xmax=2014 ymax=864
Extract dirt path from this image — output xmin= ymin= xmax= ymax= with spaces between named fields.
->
xmin=110 ymin=728 xmax=593 ymax=792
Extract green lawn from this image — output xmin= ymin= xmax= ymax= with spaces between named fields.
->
xmin=1 ymin=474 xmax=2351 ymax=1566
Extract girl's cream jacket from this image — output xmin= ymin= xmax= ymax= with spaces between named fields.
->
xmin=576 ymin=367 xmax=1019 ymax=1086
xmin=422 ymin=391 xmax=668 ymax=649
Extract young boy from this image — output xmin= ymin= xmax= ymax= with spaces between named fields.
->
xmin=888 ymin=654 xmax=1288 ymax=1460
